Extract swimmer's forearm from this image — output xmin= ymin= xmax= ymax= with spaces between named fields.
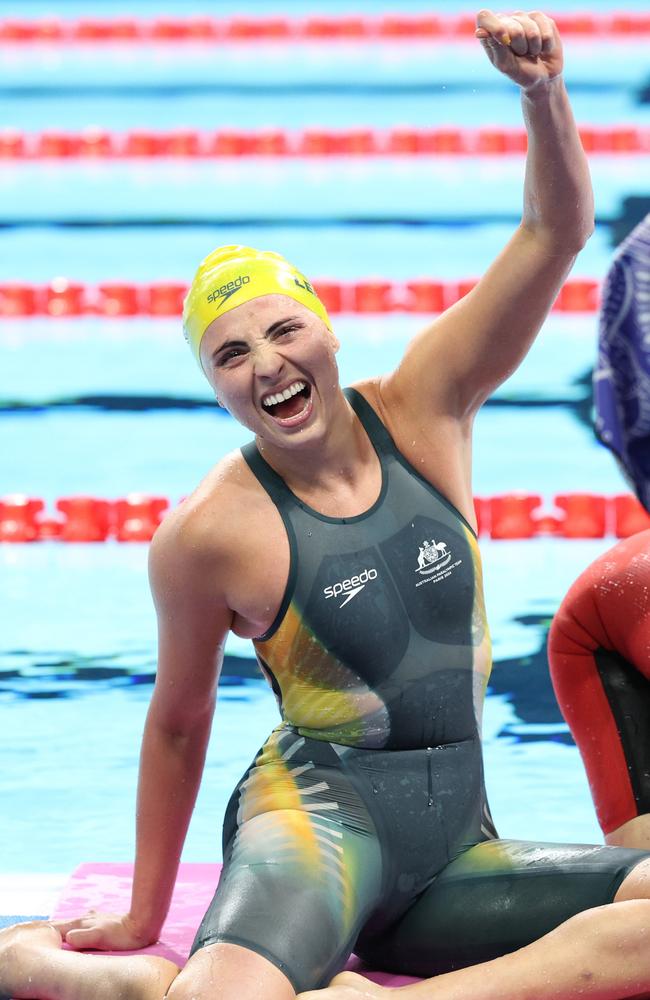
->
xmin=128 ymin=712 xmax=212 ymax=939
xmin=520 ymin=76 xmax=594 ymax=250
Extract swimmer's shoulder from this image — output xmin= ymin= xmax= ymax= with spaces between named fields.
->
xmin=345 ymin=377 xmax=393 ymax=424
xmin=153 ymin=449 xmax=265 ymax=557
xmin=149 ymin=449 xmax=272 ymax=602
xmin=348 ymin=376 xmax=428 ymax=445
xmin=350 ymin=376 xmax=476 ymax=526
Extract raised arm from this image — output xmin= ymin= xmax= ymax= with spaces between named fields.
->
xmin=382 ymin=9 xmax=594 ymax=422
xmin=61 ymin=508 xmax=232 ymax=950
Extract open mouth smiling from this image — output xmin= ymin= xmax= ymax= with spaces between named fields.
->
xmin=261 ymin=380 xmax=312 ymax=423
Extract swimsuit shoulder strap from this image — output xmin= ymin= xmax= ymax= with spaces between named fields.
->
xmin=346 ymin=386 xmax=478 ymax=537
xmin=344 ymin=386 xmax=397 ymax=460
xmin=241 ymin=440 xmax=294 ymax=509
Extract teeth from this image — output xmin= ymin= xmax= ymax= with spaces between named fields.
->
xmin=262 ymin=381 xmax=306 ymax=408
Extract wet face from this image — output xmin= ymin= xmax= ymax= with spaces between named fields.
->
xmin=199 ymin=294 xmax=341 ymax=445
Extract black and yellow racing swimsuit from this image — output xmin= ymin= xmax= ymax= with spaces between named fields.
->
xmin=251 ymin=386 xmax=492 ymax=751
xmin=191 ymin=388 xmax=647 ymax=992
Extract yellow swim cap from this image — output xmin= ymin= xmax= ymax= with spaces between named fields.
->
xmin=182 ymin=245 xmax=331 ymax=369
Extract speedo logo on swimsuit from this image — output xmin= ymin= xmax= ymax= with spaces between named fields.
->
xmin=324 ymin=568 xmax=378 ymax=608
xmin=207 ymin=274 xmax=251 ymax=308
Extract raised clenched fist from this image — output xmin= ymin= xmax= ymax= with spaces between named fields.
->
xmin=475 ymin=9 xmax=563 ymax=90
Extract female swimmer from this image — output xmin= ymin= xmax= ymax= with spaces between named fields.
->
xmin=6 ymin=9 xmax=650 ymax=1000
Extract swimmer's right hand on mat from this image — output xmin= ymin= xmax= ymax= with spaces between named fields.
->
xmin=51 ymin=910 xmax=157 ymax=951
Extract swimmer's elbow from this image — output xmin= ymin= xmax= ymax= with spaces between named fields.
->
xmin=521 ymin=216 xmax=594 ymax=258
xmin=148 ymin=684 xmax=217 ymax=742
xmin=573 ymin=215 xmax=595 ymax=251
xmin=560 ymin=225 xmax=594 ymax=259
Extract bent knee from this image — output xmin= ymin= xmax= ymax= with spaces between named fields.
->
xmin=570 ymin=899 xmax=650 ymax=960
xmin=165 ymin=966 xmax=204 ymax=1000
xmin=165 ymin=945 xmax=222 ymax=1000
xmin=614 ymin=857 xmax=650 ymax=902
xmin=606 ymin=899 xmax=650 ymax=958
xmin=165 ymin=941 xmax=295 ymax=1000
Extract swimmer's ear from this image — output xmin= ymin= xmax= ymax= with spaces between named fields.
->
xmin=327 ymin=327 xmax=340 ymax=354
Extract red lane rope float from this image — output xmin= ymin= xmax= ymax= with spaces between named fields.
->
xmin=0 ymin=278 xmax=603 ymax=318
xmin=1 ymin=127 xmax=649 ymax=159
xmin=2 ymin=493 xmax=649 ymax=542
xmin=0 ymin=495 xmax=170 ymax=543
xmin=1 ymin=14 xmax=650 ymax=43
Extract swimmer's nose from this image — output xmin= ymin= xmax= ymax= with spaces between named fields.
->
xmin=252 ymin=341 xmax=286 ymax=380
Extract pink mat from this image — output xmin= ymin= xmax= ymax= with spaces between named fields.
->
xmin=52 ymin=862 xmax=420 ymax=988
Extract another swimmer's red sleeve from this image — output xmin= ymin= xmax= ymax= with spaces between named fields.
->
xmin=548 ymin=530 xmax=650 ymax=835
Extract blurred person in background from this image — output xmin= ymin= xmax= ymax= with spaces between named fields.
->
xmin=594 ymin=212 xmax=650 ymax=511
xmin=549 ymin=529 xmax=650 ymax=852
xmin=549 ymin=215 xmax=650 ymax=854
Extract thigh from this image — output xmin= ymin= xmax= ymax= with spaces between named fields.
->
xmin=191 ymin=729 xmax=383 ymax=994
xmin=356 ymin=838 xmax=650 ymax=978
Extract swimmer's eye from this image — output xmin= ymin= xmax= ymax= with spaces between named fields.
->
xmin=272 ymin=322 xmax=302 ymax=338
xmin=213 ymin=323 xmax=302 ymax=367
xmin=214 ymin=346 xmax=247 ymax=368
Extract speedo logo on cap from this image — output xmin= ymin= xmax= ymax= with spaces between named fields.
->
xmin=324 ymin=567 xmax=378 ymax=609
xmin=207 ymin=274 xmax=251 ymax=308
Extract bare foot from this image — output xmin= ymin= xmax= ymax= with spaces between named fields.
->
xmin=298 ymin=970 xmax=394 ymax=999
xmin=0 ymin=919 xmax=178 ymax=1000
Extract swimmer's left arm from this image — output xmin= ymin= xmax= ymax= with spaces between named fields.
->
xmin=382 ymin=10 xmax=594 ymax=421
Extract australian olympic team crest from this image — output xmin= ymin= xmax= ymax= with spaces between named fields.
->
xmin=414 ymin=537 xmax=462 ymax=588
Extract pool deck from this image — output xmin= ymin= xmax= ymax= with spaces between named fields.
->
xmin=0 ymin=873 xmax=67 ymax=926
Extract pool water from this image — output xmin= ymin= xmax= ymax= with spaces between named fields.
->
xmin=1 ymin=538 xmax=609 ymax=874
